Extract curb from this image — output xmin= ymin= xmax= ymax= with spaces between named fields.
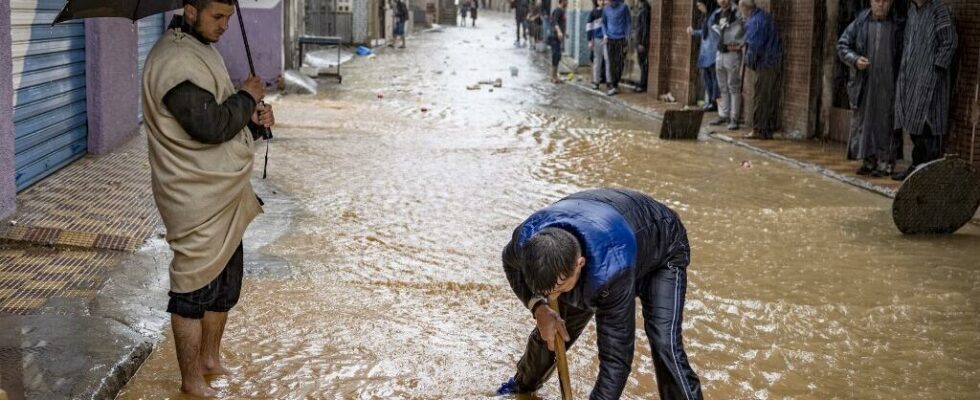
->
xmin=566 ymin=79 xmax=899 ymax=199
xmin=567 ymin=78 xmax=980 ymax=225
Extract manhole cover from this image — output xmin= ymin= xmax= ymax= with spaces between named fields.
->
xmin=892 ymin=157 xmax=980 ymax=234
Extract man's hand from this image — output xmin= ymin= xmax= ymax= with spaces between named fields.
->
xmin=856 ymin=56 xmax=871 ymax=71
xmin=534 ymin=299 xmax=571 ymax=352
xmin=241 ymin=75 xmax=265 ymax=103
xmin=251 ymin=103 xmax=275 ymax=128
xmin=589 ymin=41 xmax=594 ymax=50
xmin=557 ymin=31 xmax=564 ymax=41
xmin=686 ymin=26 xmax=694 ymax=35
xmin=637 ymin=44 xmax=645 ymax=52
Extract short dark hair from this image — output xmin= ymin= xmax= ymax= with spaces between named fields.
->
xmin=523 ymin=228 xmax=580 ymax=296
xmin=183 ymin=0 xmax=235 ymax=10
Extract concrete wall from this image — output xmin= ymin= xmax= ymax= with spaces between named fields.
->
xmin=283 ymin=0 xmax=306 ymax=69
xmin=214 ymin=1 xmax=284 ymax=85
xmin=567 ymin=0 xmax=591 ymax=67
xmin=0 ymin=0 xmax=15 ymax=219
xmin=84 ymin=20 xmax=140 ymax=154
xmin=354 ymin=0 xmax=370 ymax=43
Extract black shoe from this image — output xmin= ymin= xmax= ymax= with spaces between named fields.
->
xmin=592 ymin=83 xmax=600 ymax=90
xmin=709 ymin=117 xmax=730 ymax=126
xmin=702 ymin=103 xmax=718 ymax=112
xmin=891 ymin=165 xmax=916 ymax=181
xmin=856 ymin=164 xmax=874 ymax=176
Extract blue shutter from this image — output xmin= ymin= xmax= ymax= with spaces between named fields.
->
xmin=10 ymin=0 xmax=87 ymax=190
xmin=137 ymin=13 xmax=164 ymax=121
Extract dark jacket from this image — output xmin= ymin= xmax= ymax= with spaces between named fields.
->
xmin=515 ymin=0 xmax=529 ymax=21
xmin=837 ymin=8 xmax=906 ymax=109
xmin=633 ymin=0 xmax=651 ymax=48
xmin=502 ymin=188 xmax=684 ymax=399
xmin=395 ymin=0 xmax=409 ymax=22
xmin=744 ymin=8 xmax=783 ymax=70
xmin=587 ymin=7 xmax=604 ymax=41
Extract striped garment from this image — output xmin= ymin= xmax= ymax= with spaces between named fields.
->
xmin=894 ymin=0 xmax=958 ymax=136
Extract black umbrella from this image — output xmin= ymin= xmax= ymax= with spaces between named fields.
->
xmin=53 ymin=0 xmax=273 ymax=176
xmin=53 ymin=0 xmax=184 ymax=23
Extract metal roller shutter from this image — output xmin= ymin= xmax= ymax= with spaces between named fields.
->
xmin=137 ymin=13 xmax=164 ymax=121
xmin=10 ymin=0 xmax=88 ymax=190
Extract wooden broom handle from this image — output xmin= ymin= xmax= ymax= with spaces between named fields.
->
xmin=549 ymin=297 xmax=573 ymax=400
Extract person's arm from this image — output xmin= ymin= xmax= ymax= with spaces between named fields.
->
xmin=933 ymin=4 xmax=958 ymax=71
xmin=836 ymin=19 xmax=862 ymax=67
xmin=162 ymin=81 xmax=256 ymax=144
xmin=589 ymin=275 xmax=637 ymax=400
xmin=602 ymin=8 xmax=610 ymax=39
xmin=744 ymin=16 xmax=763 ymax=69
xmin=637 ymin=6 xmax=650 ymax=46
xmin=502 ymin=227 xmax=536 ymax=310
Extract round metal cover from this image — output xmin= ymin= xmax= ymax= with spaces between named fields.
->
xmin=892 ymin=157 xmax=980 ymax=234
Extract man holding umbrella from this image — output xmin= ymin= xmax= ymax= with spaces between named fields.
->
xmin=141 ymin=0 xmax=274 ymax=396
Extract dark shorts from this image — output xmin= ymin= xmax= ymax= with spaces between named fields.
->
xmin=394 ymin=20 xmax=406 ymax=36
xmin=549 ymin=38 xmax=562 ymax=67
xmin=167 ymin=242 xmax=244 ymax=319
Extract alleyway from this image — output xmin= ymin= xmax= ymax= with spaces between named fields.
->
xmin=116 ymin=11 xmax=980 ymax=399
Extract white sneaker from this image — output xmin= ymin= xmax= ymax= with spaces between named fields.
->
xmin=607 ymin=88 xmax=618 ymax=96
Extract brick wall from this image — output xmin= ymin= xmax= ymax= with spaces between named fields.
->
xmin=945 ymin=0 xmax=980 ymax=169
xmin=748 ymin=0 xmax=823 ymax=137
xmin=666 ymin=1 xmax=696 ymax=103
xmin=648 ymin=0 xmax=671 ymax=96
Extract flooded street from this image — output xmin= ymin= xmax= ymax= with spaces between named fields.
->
xmin=118 ymin=11 xmax=980 ymax=400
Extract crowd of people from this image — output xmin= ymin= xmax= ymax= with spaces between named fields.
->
xmin=838 ymin=0 xmax=957 ymax=180
xmin=682 ymin=0 xmax=956 ymax=180
xmin=685 ymin=0 xmax=783 ymax=137
xmin=543 ymin=0 xmax=952 ymax=181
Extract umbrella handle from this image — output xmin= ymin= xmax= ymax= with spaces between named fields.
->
xmin=549 ymin=297 xmax=573 ymax=400
xmin=234 ymin=0 xmax=273 ymax=166
xmin=234 ymin=0 xmax=257 ymax=76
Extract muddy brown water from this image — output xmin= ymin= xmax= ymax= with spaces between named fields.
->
xmin=117 ymin=11 xmax=980 ymax=400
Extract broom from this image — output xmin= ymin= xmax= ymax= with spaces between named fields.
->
xmin=549 ymin=297 xmax=573 ymax=399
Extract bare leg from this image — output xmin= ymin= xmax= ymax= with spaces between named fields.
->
xmin=172 ymin=315 xmax=216 ymax=397
xmin=200 ymin=311 xmax=233 ymax=376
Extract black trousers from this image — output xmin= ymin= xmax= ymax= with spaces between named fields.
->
xmin=607 ymin=38 xmax=628 ymax=88
xmin=637 ymin=48 xmax=649 ymax=90
xmin=752 ymin=64 xmax=782 ymax=137
xmin=516 ymin=19 xmax=527 ymax=41
xmin=513 ymin=231 xmax=702 ymax=399
xmin=911 ymin=124 xmax=944 ymax=167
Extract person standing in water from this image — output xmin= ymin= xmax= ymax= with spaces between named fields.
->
xmin=496 ymin=188 xmax=703 ymax=399
xmin=142 ymin=0 xmax=275 ymax=396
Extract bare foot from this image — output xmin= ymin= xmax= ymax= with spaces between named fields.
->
xmin=180 ymin=382 xmax=217 ymax=398
xmin=201 ymin=362 xmax=234 ymax=376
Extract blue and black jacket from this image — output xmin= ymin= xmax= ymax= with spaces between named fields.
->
xmin=502 ymin=188 xmax=685 ymax=398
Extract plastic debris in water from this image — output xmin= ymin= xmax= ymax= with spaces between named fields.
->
xmin=421 ymin=107 xmax=429 ymax=113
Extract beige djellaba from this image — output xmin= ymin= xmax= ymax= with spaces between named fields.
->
xmin=141 ymin=26 xmax=263 ymax=293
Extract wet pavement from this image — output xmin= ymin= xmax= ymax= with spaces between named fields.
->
xmin=116 ymin=11 xmax=980 ymax=400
